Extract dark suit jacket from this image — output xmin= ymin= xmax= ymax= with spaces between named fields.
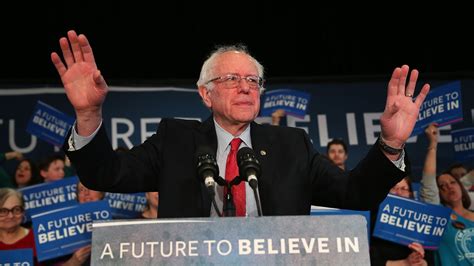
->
xmin=66 ymin=117 xmax=408 ymax=218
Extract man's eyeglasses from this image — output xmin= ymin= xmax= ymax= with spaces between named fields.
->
xmin=205 ymin=74 xmax=264 ymax=90
xmin=0 ymin=206 xmax=24 ymax=217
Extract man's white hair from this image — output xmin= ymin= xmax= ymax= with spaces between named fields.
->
xmin=196 ymin=44 xmax=264 ymax=92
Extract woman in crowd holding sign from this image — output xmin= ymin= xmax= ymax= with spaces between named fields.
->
xmin=370 ymin=177 xmax=431 ymax=266
xmin=0 ymin=188 xmax=41 ymax=265
xmin=420 ymin=123 xmax=474 ymax=265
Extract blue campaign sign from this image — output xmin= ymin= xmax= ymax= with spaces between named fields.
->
xmin=373 ymin=194 xmax=452 ymax=250
xmin=411 ymin=81 xmax=463 ymax=137
xmin=311 ymin=206 xmax=370 ymax=240
xmin=0 ymin=248 xmax=33 ymax=265
xmin=104 ymin=192 xmax=147 ymax=218
xmin=18 ymin=176 xmax=79 ymax=221
xmin=261 ymin=89 xmax=311 ymax=117
xmin=452 ymin=127 xmax=474 ymax=162
xmin=32 ymin=200 xmax=112 ymax=262
xmin=26 ymin=100 xmax=74 ymax=146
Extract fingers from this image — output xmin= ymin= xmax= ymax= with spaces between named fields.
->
xmin=408 ymin=242 xmax=425 ymax=257
xmin=93 ymin=70 xmax=107 ymax=89
xmin=59 ymin=37 xmax=74 ymax=68
xmin=68 ymin=30 xmax=84 ymax=63
xmin=53 ymin=30 xmax=95 ymax=75
xmin=397 ymin=65 xmax=410 ymax=95
xmin=405 ymin=68 xmax=419 ymax=97
xmin=414 ymin=83 xmax=431 ymax=108
xmin=78 ymin=34 xmax=97 ymax=67
xmin=51 ymin=52 xmax=67 ymax=77
xmin=387 ymin=67 xmax=402 ymax=97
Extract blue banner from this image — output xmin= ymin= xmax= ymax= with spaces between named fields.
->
xmin=0 ymin=248 xmax=33 ymax=265
xmin=411 ymin=81 xmax=463 ymax=137
xmin=373 ymin=194 xmax=452 ymax=250
xmin=18 ymin=176 xmax=79 ymax=221
xmin=32 ymin=200 xmax=112 ymax=262
xmin=452 ymin=127 xmax=474 ymax=162
xmin=26 ymin=100 xmax=74 ymax=147
xmin=1 ymin=80 xmax=473 ymax=180
xmin=261 ymin=89 xmax=311 ymax=117
xmin=104 ymin=192 xmax=146 ymax=218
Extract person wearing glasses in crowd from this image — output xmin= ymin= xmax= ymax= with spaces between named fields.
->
xmin=51 ymin=30 xmax=430 ymax=218
xmin=370 ymin=177 xmax=432 ymax=265
xmin=0 ymin=188 xmax=41 ymax=264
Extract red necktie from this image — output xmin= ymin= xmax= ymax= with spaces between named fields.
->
xmin=225 ymin=138 xmax=245 ymax=216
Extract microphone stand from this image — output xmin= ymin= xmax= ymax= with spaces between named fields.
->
xmin=206 ymin=185 xmax=223 ymax=217
xmin=223 ymin=183 xmax=236 ymax=217
xmin=221 ymin=175 xmax=245 ymax=217
xmin=250 ymin=184 xmax=263 ymax=217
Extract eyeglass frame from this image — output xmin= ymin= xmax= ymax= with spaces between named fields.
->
xmin=204 ymin=74 xmax=265 ymax=90
xmin=389 ymin=186 xmax=411 ymax=194
xmin=0 ymin=206 xmax=25 ymax=217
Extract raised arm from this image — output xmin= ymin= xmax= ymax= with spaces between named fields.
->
xmin=420 ymin=123 xmax=440 ymax=204
xmin=379 ymin=65 xmax=430 ymax=160
xmin=51 ymin=30 xmax=108 ymax=136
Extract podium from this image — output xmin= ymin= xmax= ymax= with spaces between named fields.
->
xmin=91 ymin=215 xmax=369 ymax=265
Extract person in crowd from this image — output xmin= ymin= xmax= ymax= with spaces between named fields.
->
xmin=51 ymin=181 xmax=104 ymax=266
xmin=38 ymin=153 xmax=65 ymax=183
xmin=326 ymin=138 xmax=349 ymax=171
xmin=434 ymin=173 xmax=474 ymax=265
xmin=51 ymin=30 xmax=430 ymax=218
xmin=419 ymin=123 xmax=474 ymax=264
xmin=370 ymin=177 xmax=432 ymax=266
xmin=0 ymin=151 xmax=23 ymax=188
xmin=420 ymin=123 xmax=474 ymax=208
xmin=141 ymin=192 xmax=159 ymax=218
xmin=13 ymin=159 xmax=41 ymax=188
xmin=446 ymin=162 xmax=468 ymax=180
xmin=0 ymin=188 xmax=40 ymax=264
xmin=77 ymin=181 xmax=105 ymax=203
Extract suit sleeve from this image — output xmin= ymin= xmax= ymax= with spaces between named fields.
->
xmin=309 ymin=132 xmax=409 ymax=211
xmin=64 ymin=120 xmax=167 ymax=193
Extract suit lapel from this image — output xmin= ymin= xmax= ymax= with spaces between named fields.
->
xmin=250 ymin=122 xmax=275 ymax=214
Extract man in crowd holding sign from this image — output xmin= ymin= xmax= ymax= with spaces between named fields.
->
xmin=51 ymin=30 xmax=429 ymax=219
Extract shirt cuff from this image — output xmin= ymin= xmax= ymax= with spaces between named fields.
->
xmin=67 ymin=120 xmax=103 ymax=151
xmin=390 ymin=149 xmax=406 ymax=172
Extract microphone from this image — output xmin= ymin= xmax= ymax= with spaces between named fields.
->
xmin=237 ymin=147 xmax=261 ymax=189
xmin=196 ymin=146 xmax=222 ymax=217
xmin=196 ymin=146 xmax=219 ymax=191
xmin=237 ymin=147 xmax=263 ymax=216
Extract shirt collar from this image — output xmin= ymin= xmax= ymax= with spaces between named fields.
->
xmin=214 ymin=118 xmax=252 ymax=155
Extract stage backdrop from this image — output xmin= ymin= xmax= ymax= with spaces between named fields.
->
xmin=1 ymin=79 xmax=473 ymax=180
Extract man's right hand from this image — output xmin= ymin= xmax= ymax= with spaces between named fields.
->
xmin=51 ymin=30 xmax=107 ymax=136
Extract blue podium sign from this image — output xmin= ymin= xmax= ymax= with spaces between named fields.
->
xmin=92 ymin=215 xmax=369 ymax=265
